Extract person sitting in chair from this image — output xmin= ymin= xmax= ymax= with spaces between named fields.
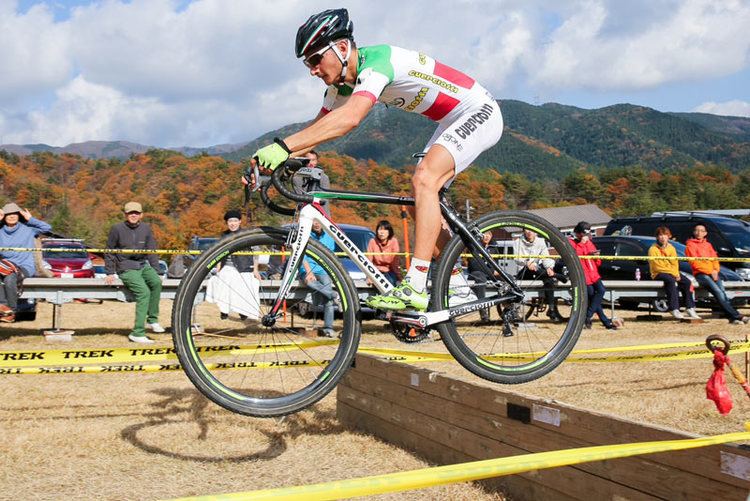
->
xmin=514 ymin=228 xmax=564 ymax=323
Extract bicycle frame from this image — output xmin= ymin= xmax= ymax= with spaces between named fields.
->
xmin=264 ymin=181 xmax=524 ymax=326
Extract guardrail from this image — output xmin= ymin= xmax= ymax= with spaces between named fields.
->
xmin=18 ymin=277 xmax=750 ymax=332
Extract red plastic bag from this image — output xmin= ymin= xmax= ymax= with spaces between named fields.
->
xmin=706 ymin=350 xmax=733 ymax=415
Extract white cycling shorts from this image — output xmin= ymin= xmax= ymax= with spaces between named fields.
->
xmin=421 ymin=98 xmax=503 ymax=182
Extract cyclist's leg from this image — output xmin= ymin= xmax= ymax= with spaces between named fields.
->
xmin=412 ymin=99 xmax=504 ymax=274
xmin=367 ymin=98 xmax=503 ymax=311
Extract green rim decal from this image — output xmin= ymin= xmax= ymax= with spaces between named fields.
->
xmin=320 ymin=370 xmax=331 ymax=382
xmin=185 ymin=328 xmax=247 ymax=401
xmin=207 ymin=250 xmax=230 ymax=270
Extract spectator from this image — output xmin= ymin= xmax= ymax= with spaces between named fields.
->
xmin=293 ymin=150 xmax=331 ymax=214
xmin=206 ymin=209 xmax=261 ymax=321
xmin=367 ymin=220 xmax=402 ymax=286
xmin=648 ymin=226 xmax=700 ymax=320
xmin=685 ymin=224 xmax=748 ymax=324
xmin=300 ymin=220 xmax=337 ymax=337
xmin=0 ymin=203 xmax=51 ymax=322
xmin=570 ymin=221 xmax=622 ymax=330
xmin=467 ymin=231 xmax=497 ymax=323
xmin=104 ymin=202 xmax=165 ymax=343
xmin=515 ymin=228 xmax=564 ymax=323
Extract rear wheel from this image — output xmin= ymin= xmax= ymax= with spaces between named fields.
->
xmin=433 ymin=211 xmax=587 ymax=384
xmin=171 ymin=228 xmax=360 ymax=417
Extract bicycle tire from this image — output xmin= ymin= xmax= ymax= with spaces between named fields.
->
xmin=171 ymin=228 xmax=360 ymax=417
xmin=433 ymin=210 xmax=586 ymax=383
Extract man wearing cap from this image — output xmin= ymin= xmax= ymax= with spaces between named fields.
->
xmin=104 ymin=202 xmax=164 ymax=343
xmin=0 ymin=203 xmax=52 ymax=321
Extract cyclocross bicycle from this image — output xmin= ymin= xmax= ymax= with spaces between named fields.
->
xmin=171 ymin=158 xmax=587 ymax=417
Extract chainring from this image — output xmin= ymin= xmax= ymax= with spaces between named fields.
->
xmin=390 ymin=323 xmax=432 ymax=343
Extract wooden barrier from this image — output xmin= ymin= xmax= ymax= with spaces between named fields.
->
xmin=337 ymin=355 xmax=750 ymax=500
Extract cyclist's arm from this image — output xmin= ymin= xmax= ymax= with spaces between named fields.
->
xmin=284 ymin=95 xmax=374 ymax=154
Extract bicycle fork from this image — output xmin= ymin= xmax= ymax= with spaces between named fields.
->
xmin=261 ymin=219 xmax=314 ymax=327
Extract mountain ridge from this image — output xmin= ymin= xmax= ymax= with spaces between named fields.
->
xmin=2 ymin=100 xmax=749 ymax=178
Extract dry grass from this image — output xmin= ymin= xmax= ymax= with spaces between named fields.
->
xmin=2 ymin=300 xmax=750 ymax=500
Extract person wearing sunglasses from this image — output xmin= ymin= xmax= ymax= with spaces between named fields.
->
xmin=253 ymin=8 xmax=504 ymax=312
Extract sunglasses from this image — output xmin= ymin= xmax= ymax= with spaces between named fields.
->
xmin=303 ymin=45 xmax=331 ymax=68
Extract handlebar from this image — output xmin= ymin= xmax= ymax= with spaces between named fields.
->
xmin=271 ymin=158 xmax=314 ymax=204
xmin=244 ymin=158 xmax=314 ymax=216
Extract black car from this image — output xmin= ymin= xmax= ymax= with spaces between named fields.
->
xmin=604 ymin=213 xmax=750 ymax=280
xmin=592 ymin=235 xmax=744 ymax=311
xmin=169 ymin=236 xmax=219 ymax=278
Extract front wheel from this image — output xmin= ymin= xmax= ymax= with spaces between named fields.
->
xmin=171 ymin=228 xmax=360 ymax=417
xmin=433 ymin=210 xmax=587 ymax=384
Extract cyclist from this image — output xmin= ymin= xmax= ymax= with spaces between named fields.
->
xmin=253 ymin=8 xmax=503 ymax=311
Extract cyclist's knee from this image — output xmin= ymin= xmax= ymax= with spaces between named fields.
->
xmin=412 ymin=167 xmax=443 ymax=194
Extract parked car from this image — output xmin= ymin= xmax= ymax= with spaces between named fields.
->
xmin=604 ymin=214 xmax=750 ymax=280
xmin=41 ymin=238 xmax=94 ymax=278
xmin=334 ymin=224 xmax=377 ymax=282
xmin=592 ymin=235 xmax=744 ymax=311
xmin=179 ymin=236 xmax=219 ymax=273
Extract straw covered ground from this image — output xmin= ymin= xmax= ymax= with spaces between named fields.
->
xmin=1 ymin=299 xmax=749 ymax=500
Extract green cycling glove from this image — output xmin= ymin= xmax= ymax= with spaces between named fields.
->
xmin=253 ymin=138 xmax=291 ymax=171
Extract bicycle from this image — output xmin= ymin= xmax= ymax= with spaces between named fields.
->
xmin=171 ymin=158 xmax=587 ymax=417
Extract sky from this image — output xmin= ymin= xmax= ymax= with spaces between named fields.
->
xmin=0 ymin=0 xmax=748 ymax=148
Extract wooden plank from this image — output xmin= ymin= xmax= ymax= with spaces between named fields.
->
xmin=341 ymin=375 xmax=748 ymax=500
xmin=339 ymin=385 xmax=667 ymax=500
xmin=348 ymin=355 xmax=750 ymax=489
xmin=338 ymin=401 xmax=579 ymax=501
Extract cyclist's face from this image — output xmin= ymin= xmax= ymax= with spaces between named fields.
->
xmin=303 ymin=45 xmax=331 ymax=70
xmin=305 ymin=42 xmax=345 ymax=85
xmin=305 ymin=47 xmax=333 ymax=81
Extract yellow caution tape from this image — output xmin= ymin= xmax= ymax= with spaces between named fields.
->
xmin=0 ymin=358 xmax=335 ymax=375
xmin=4 ymin=245 xmax=750 ymax=262
xmin=170 ymin=423 xmax=750 ymax=501
xmin=0 ymin=339 xmax=337 ymax=368
xmin=3 ymin=339 xmax=749 ymax=372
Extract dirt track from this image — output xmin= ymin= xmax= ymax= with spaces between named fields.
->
xmin=1 ymin=300 xmax=749 ymax=500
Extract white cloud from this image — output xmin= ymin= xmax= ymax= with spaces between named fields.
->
xmin=693 ymin=100 xmax=750 ymax=118
xmin=0 ymin=2 xmax=71 ymax=101
xmin=0 ymin=0 xmax=749 ymax=147
xmin=531 ymin=0 xmax=750 ymax=90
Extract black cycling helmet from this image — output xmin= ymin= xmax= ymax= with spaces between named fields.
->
xmin=295 ymin=8 xmax=354 ymax=58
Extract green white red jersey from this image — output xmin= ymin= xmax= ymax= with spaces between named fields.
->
xmin=320 ymin=44 xmax=504 ymax=176
xmin=321 ymin=45 xmax=493 ymax=124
